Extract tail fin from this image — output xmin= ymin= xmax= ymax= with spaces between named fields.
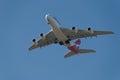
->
xmin=64 ymin=49 xmax=96 ymax=58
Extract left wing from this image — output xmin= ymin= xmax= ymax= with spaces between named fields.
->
xmin=60 ymin=28 xmax=114 ymax=40
xmin=29 ymin=31 xmax=56 ymax=51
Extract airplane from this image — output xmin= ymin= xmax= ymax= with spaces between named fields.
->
xmin=28 ymin=14 xmax=114 ymax=58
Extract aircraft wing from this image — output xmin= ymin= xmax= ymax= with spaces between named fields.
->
xmin=61 ymin=28 xmax=114 ymax=40
xmin=29 ymin=31 xmax=56 ymax=51
xmin=64 ymin=49 xmax=96 ymax=58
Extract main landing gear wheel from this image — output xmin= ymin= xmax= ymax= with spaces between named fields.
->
xmin=59 ymin=41 xmax=64 ymax=45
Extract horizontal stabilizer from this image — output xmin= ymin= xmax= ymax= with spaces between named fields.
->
xmin=64 ymin=49 xmax=96 ymax=58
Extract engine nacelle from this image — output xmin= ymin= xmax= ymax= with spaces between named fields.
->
xmin=32 ymin=39 xmax=38 ymax=45
xmin=72 ymin=26 xmax=78 ymax=33
xmin=40 ymin=33 xmax=46 ymax=40
xmin=87 ymin=27 xmax=94 ymax=33
xmin=72 ymin=26 xmax=75 ymax=30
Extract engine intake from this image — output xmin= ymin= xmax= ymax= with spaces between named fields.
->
xmin=32 ymin=38 xmax=38 ymax=45
xmin=88 ymin=27 xmax=91 ymax=31
xmin=40 ymin=33 xmax=44 ymax=36
xmin=40 ymin=33 xmax=46 ymax=39
xmin=72 ymin=26 xmax=78 ymax=33
xmin=72 ymin=26 xmax=76 ymax=30
xmin=87 ymin=27 xmax=94 ymax=33
xmin=33 ymin=39 xmax=36 ymax=43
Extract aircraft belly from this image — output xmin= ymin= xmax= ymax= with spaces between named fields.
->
xmin=54 ymin=29 xmax=67 ymax=42
xmin=49 ymin=17 xmax=72 ymax=47
xmin=51 ymin=24 xmax=67 ymax=41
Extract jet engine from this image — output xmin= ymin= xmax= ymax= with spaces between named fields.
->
xmin=32 ymin=39 xmax=36 ymax=43
xmin=72 ymin=26 xmax=76 ymax=30
xmin=72 ymin=26 xmax=78 ymax=33
xmin=32 ymin=38 xmax=38 ymax=45
xmin=87 ymin=27 xmax=94 ymax=33
xmin=40 ymin=33 xmax=46 ymax=40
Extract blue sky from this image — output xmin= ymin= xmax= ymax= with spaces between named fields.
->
xmin=0 ymin=0 xmax=120 ymax=80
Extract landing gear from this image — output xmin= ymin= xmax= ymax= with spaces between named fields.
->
xmin=54 ymin=38 xmax=58 ymax=44
xmin=59 ymin=39 xmax=71 ymax=45
xmin=65 ymin=39 xmax=70 ymax=44
xmin=59 ymin=41 xmax=64 ymax=45
xmin=54 ymin=41 xmax=58 ymax=44
xmin=66 ymin=38 xmax=71 ymax=44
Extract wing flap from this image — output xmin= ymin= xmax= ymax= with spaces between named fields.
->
xmin=64 ymin=49 xmax=96 ymax=58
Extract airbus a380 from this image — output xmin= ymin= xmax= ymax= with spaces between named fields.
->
xmin=28 ymin=14 xmax=114 ymax=58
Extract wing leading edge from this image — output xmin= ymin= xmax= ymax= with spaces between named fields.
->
xmin=29 ymin=31 xmax=57 ymax=51
xmin=29 ymin=28 xmax=114 ymax=51
xmin=60 ymin=28 xmax=114 ymax=40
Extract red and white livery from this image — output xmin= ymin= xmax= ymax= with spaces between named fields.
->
xmin=29 ymin=14 xmax=114 ymax=58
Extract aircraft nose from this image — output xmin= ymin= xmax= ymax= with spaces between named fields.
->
xmin=45 ymin=14 xmax=49 ymax=22
xmin=45 ymin=14 xmax=48 ymax=19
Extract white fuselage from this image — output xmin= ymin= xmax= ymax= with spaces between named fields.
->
xmin=45 ymin=15 xmax=71 ymax=47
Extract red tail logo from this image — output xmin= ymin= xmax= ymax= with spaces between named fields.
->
xmin=67 ymin=39 xmax=81 ymax=53
xmin=75 ymin=39 xmax=81 ymax=45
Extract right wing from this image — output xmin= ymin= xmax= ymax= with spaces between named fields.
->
xmin=64 ymin=49 xmax=96 ymax=58
xmin=29 ymin=31 xmax=57 ymax=51
xmin=61 ymin=28 xmax=114 ymax=40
